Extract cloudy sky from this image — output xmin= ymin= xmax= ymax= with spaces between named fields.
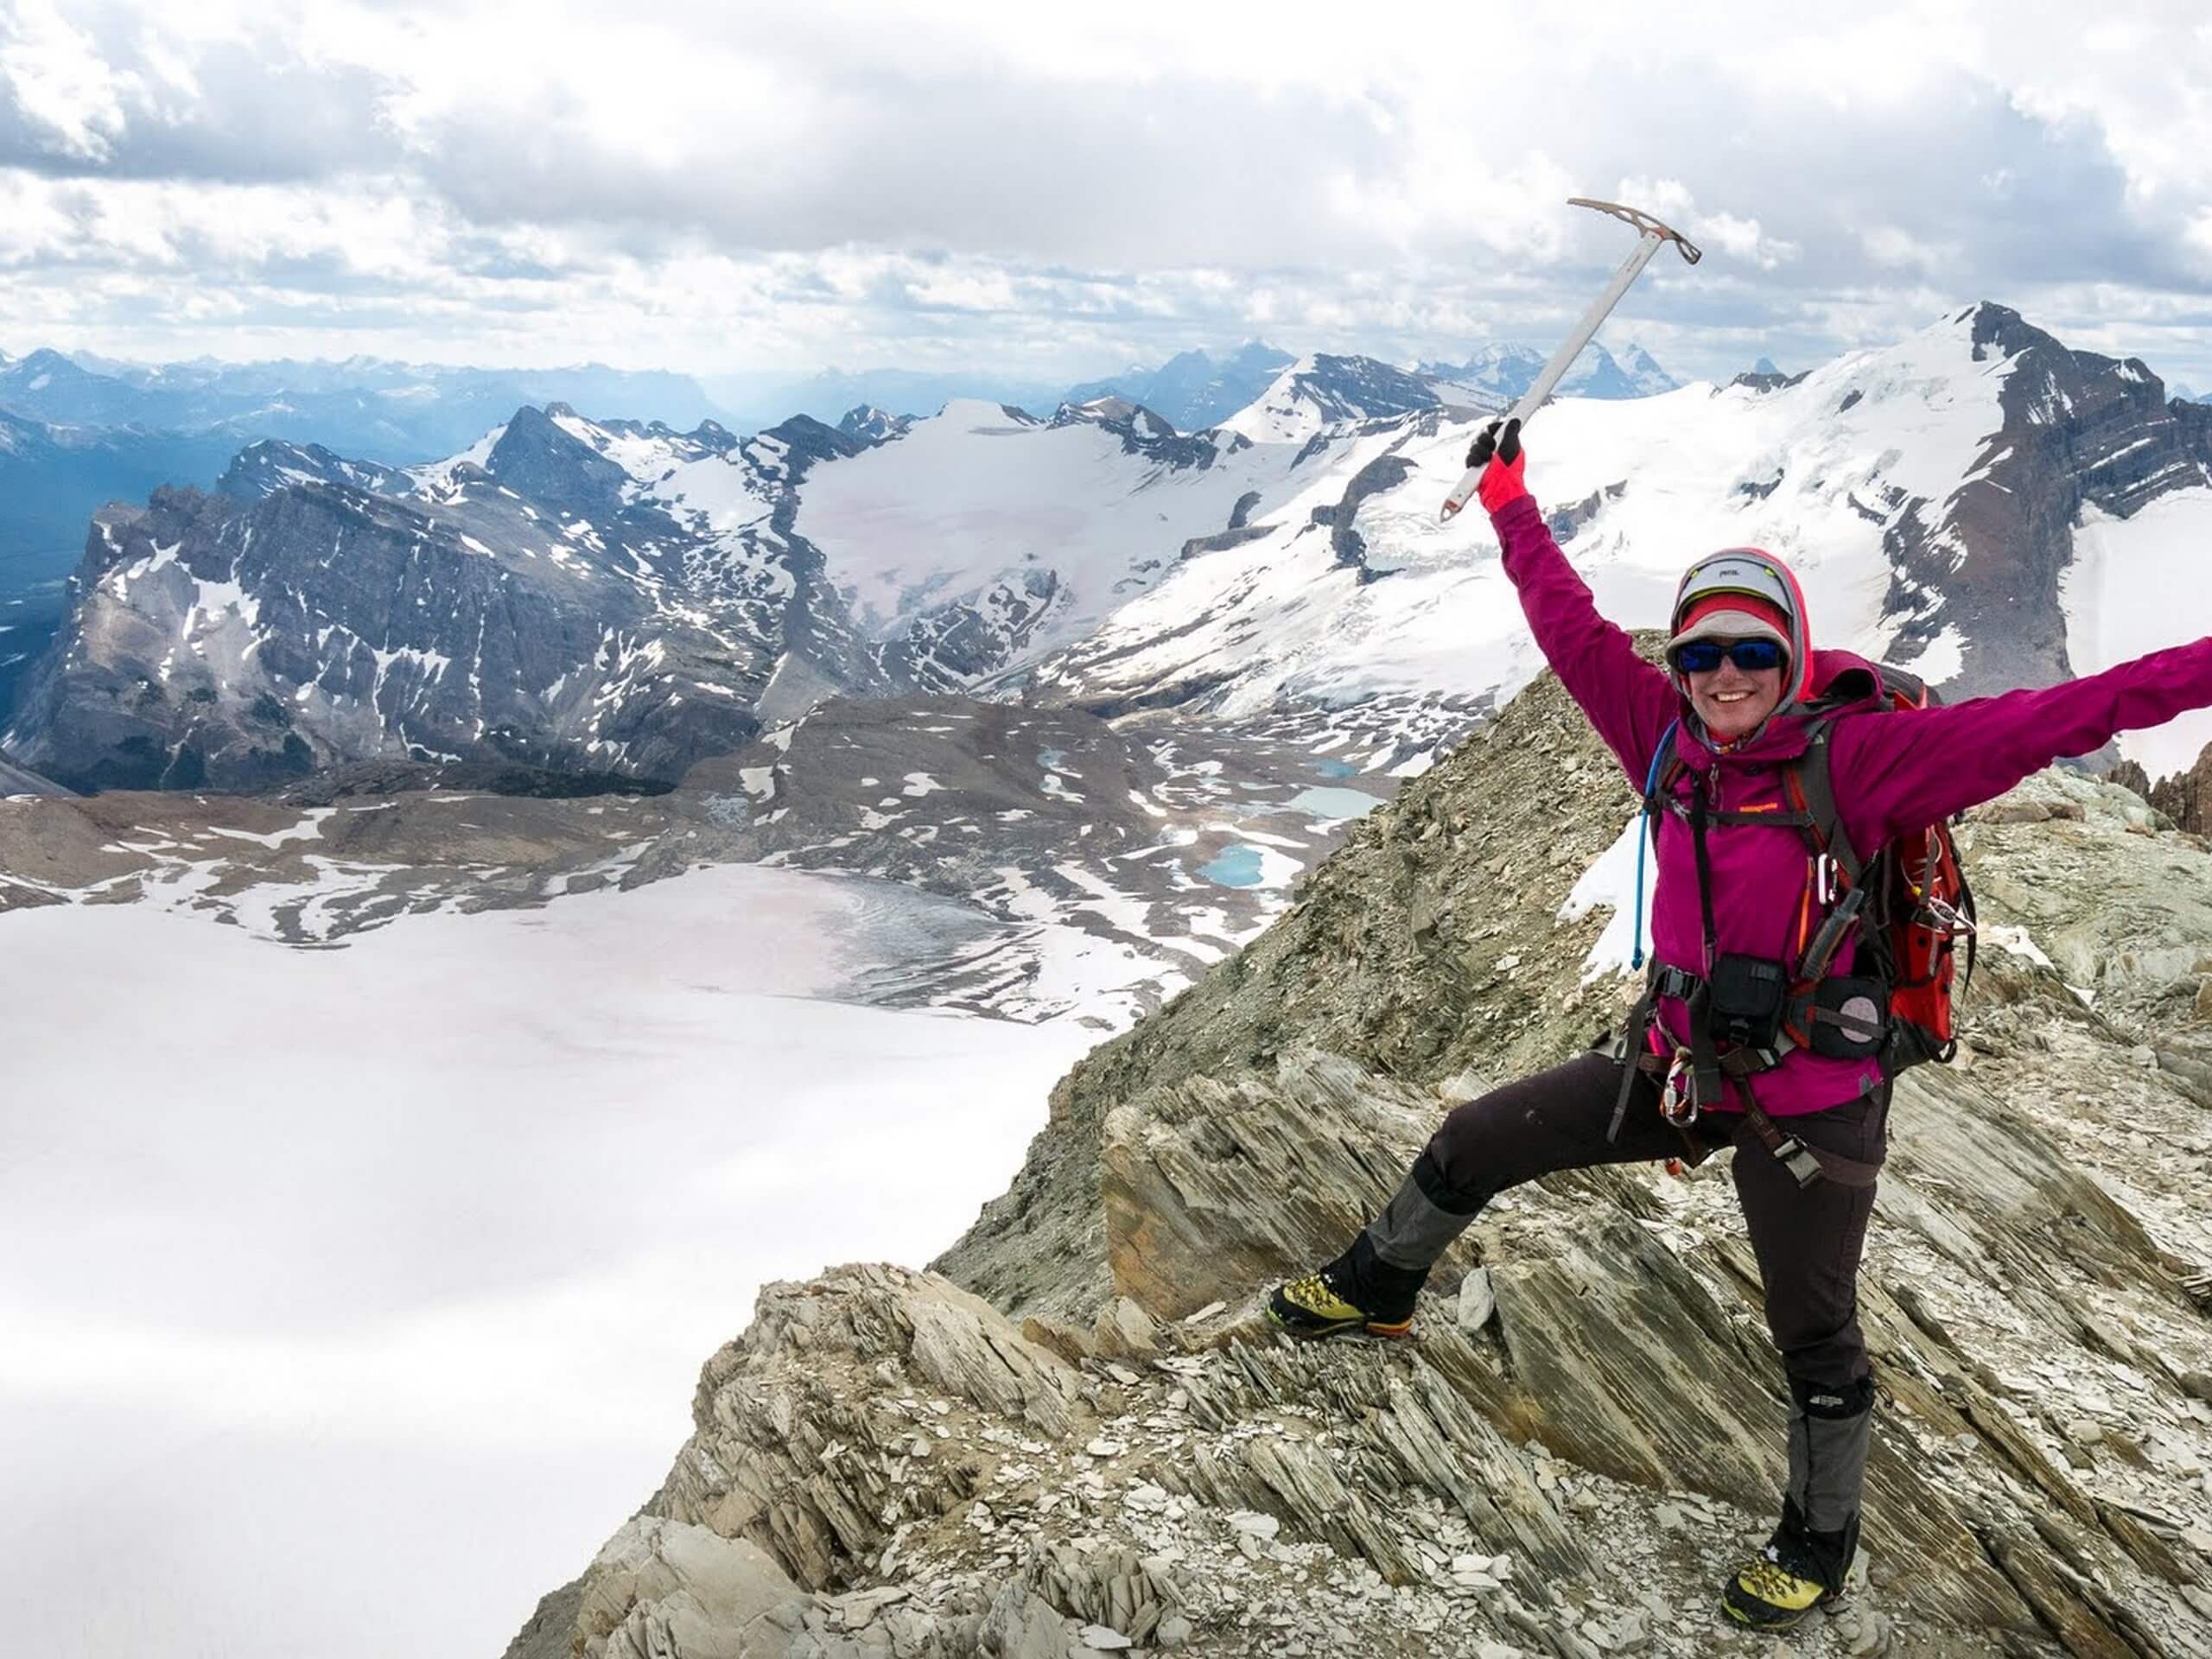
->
xmin=3 ymin=0 xmax=2211 ymax=389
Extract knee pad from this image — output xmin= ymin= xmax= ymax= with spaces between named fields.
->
xmin=1790 ymin=1372 xmax=1874 ymax=1419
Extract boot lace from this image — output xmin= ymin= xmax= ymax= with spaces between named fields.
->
xmin=1284 ymin=1272 xmax=1338 ymax=1309
xmin=1739 ymin=1547 xmax=1822 ymax=1607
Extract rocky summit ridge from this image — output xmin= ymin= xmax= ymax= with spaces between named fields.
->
xmin=506 ymin=656 xmax=2212 ymax=1659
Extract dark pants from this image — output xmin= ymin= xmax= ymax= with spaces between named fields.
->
xmin=1410 ymin=1049 xmax=1887 ymax=1392
xmin=1362 ymin=1048 xmax=1887 ymax=1540
xmin=1362 ymin=1052 xmax=1885 ymax=1548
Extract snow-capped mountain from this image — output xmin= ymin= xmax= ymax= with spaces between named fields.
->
xmin=7 ymin=386 xmax=1343 ymax=790
xmin=836 ymin=404 xmax=913 ymax=443
xmin=1610 ymin=341 xmax=1678 ymax=397
xmin=792 ymin=397 xmax=1285 ymax=689
xmin=214 ymin=439 xmax=414 ymax=502
xmin=1217 ymin=353 xmax=1488 ymax=444
xmin=3 ymin=406 xmax=885 ymax=791
xmin=1033 ymin=303 xmax=2212 ymax=776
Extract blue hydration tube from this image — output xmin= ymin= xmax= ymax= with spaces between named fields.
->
xmin=1629 ymin=720 xmax=1679 ymax=972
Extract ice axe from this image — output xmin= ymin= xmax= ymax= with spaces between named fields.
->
xmin=1438 ymin=198 xmax=1702 ymax=520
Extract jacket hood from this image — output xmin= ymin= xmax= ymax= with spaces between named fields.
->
xmin=1669 ymin=547 xmax=1816 ymax=709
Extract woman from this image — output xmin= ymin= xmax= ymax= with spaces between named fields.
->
xmin=1268 ymin=417 xmax=2212 ymax=1631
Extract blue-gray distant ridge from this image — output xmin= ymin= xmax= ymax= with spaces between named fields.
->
xmin=1064 ymin=342 xmax=1298 ymax=433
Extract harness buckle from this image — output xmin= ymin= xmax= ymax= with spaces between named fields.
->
xmin=1776 ymin=1136 xmax=1825 ymax=1188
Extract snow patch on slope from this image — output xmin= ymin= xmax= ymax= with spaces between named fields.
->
xmin=795 ymin=398 xmax=1277 ymax=655
xmin=2064 ymin=493 xmax=2212 ymax=776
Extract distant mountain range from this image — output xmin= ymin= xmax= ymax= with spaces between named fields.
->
xmin=1063 ymin=343 xmax=1299 ymax=433
xmin=702 ymin=338 xmax=1679 ymax=435
xmin=16 ymin=304 xmax=2212 ymax=796
xmin=702 ymin=367 xmax=1074 ymax=432
xmin=0 ymin=348 xmax=725 ymax=463
xmin=0 ymin=334 xmax=1693 ymax=724
xmin=0 ymin=335 xmax=1684 ymax=461
xmin=1420 ymin=338 xmax=1679 ymax=403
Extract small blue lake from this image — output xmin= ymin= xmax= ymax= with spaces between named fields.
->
xmin=1198 ymin=845 xmax=1266 ymax=888
xmin=1313 ymin=758 xmax=1357 ymax=779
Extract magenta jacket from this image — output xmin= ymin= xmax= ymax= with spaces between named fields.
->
xmin=1492 ymin=493 xmax=2212 ymax=1116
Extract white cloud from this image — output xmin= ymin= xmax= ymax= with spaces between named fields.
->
xmin=0 ymin=0 xmax=136 ymax=161
xmin=0 ymin=1 xmax=2209 ymax=390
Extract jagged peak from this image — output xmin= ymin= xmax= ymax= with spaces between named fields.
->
xmin=836 ymin=404 xmax=911 ymax=444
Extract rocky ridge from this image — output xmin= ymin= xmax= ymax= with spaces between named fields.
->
xmin=512 ymin=656 xmax=2212 ymax=1659
xmin=0 ymin=750 xmax=65 ymax=796
xmin=2109 ymin=751 xmax=2212 ymax=839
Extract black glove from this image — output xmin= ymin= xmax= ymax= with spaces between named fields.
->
xmin=1465 ymin=416 xmax=1522 ymax=471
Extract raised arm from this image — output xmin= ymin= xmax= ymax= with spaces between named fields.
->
xmin=1489 ymin=491 xmax=1678 ymax=786
xmin=1830 ymin=637 xmax=2212 ymax=849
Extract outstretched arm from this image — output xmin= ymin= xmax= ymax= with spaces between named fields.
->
xmin=1489 ymin=491 xmax=1678 ymax=787
xmin=1830 ymin=638 xmax=2212 ymax=849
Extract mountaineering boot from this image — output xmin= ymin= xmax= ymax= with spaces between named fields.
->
xmin=1268 ymin=1158 xmax=1477 ymax=1338
xmin=1268 ymin=1232 xmax=1425 ymax=1338
xmin=1723 ymin=1373 xmax=1874 ymax=1630
xmin=1721 ymin=1499 xmax=1858 ymax=1631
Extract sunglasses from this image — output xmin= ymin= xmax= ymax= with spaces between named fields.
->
xmin=1673 ymin=638 xmax=1786 ymax=674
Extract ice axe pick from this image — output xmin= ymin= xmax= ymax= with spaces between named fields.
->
xmin=1439 ymin=198 xmax=1701 ymax=521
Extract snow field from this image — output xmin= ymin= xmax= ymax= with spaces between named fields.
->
xmin=0 ymin=866 xmax=1099 ymax=1659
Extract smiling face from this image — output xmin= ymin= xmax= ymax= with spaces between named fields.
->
xmin=1685 ymin=646 xmax=1787 ymax=742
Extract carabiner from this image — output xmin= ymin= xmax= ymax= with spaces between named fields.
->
xmin=1660 ymin=1049 xmax=1699 ymax=1127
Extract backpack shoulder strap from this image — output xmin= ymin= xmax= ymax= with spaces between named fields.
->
xmin=1786 ymin=715 xmax=1863 ymax=883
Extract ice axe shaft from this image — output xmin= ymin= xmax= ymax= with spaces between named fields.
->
xmin=1440 ymin=198 xmax=1702 ymax=521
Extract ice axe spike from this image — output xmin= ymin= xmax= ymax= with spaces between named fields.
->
xmin=1439 ymin=197 xmax=1702 ymax=521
